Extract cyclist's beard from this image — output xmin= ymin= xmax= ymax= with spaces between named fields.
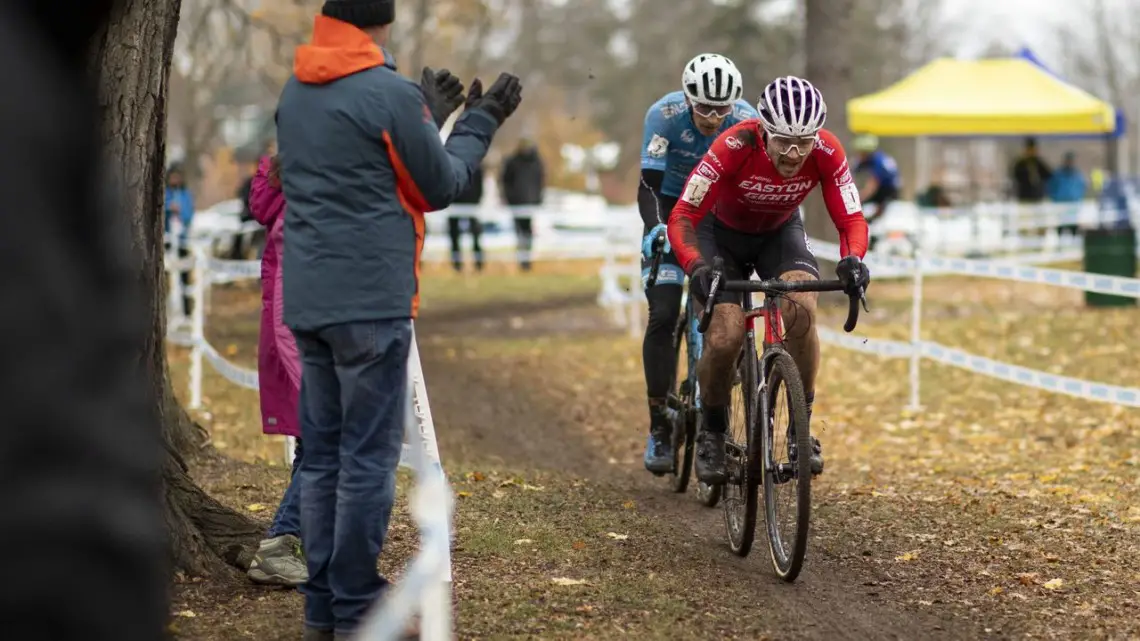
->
xmin=773 ymin=153 xmax=806 ymax=178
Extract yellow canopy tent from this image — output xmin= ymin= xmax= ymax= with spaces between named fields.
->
xmin=847 ymin=57 xmax=1116 ymax=136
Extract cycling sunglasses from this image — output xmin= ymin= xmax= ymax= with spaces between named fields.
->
xmin=691 ymin=102 xmax=734 ymax=119
xmin=768 ymin=133 xmax=817 ymax=156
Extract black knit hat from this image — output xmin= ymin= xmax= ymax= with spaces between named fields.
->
xmin=321 ymin=0 xmax=394 ymax=28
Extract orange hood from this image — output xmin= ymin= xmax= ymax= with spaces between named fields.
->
xmin=293 ymin=15 xmax=387 ymax=84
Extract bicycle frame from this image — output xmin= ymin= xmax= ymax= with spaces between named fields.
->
xmin=743 ymin=290 xmax=786 ymax=351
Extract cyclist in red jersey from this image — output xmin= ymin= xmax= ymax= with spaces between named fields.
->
xmin=667 ymin=75 xmax=871 ymax=484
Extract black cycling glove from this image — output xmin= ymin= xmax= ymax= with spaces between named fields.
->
xmin=688 ymin=261 xmax=715 ymax=307
xmin=836 ymin=255 xmax=870 ymax=294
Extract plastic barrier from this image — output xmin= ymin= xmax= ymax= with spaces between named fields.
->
xmin=164 ymin=245 xmax=452 ymax=641
xmin=808 ymin=241 xmax=1140 ymax=410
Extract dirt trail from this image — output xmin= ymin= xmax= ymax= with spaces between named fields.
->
xmin=416 ymin=297 xmax=984 ymax=640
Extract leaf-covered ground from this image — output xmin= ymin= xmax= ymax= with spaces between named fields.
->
xmin=170 ymin=261 xmax=1140 ymax=639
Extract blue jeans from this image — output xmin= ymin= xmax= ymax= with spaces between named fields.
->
xmin=292 ymin=319 xmax=411 ymax=634
xmin=266 ymin=438 xmax=303 ymax=539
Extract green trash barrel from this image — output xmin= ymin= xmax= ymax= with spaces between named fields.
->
xmin=1083 ymin=227 xmax=1137 ymax=307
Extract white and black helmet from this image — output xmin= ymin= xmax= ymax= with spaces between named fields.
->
xmin=681 ymin=53 xmax=744 ymax=106
xmin=757 ymin=76 xmax=827 ymax=137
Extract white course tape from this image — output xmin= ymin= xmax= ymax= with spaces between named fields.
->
xmin=815 ymin=329 xmax=1140 ymax=407
xmin=199 ymin=340 xmax=260 ymax=390
xmin=816 ymin=327 xmax=914 ymax=358
xmin=810 ymin=237 xmax=1139 ymax=299
xmin=919 ymin=342 xmax=1140 ymax=407
xmin=205 ymin=257 xmax=262 ymax=282
xmin=923 ymin=255 xmax=1140 ymax=299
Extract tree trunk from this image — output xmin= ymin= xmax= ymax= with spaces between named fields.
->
xmin=92 ymin=0 xmax=263 ymax=576
xmin=804 ymin=0 xmax=854 ymax=244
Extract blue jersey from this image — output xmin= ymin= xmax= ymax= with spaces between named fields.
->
xmin=855 ymin=150 xmax=900 ymax=191
xmin=640 ymin=91 xmax=758 ymax=198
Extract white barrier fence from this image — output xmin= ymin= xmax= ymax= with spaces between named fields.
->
xmin=164 ymin=245 xmax=453 ymax=641
xmin=420 ymin=198 xmax=1139 ymax=263
xmin=598 ymin=226 xmax=1140 ymax=411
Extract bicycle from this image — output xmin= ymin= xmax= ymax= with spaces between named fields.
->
xmin=695 ymin=256 xmax=867 ymax=581
xmin=645 ymin=232 xmax=722 ymax=506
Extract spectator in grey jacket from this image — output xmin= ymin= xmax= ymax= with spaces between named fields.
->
xmin=500 ymin=138 xmax=545 ymax=270
xmin=274 ymin=1 xmax=522 ymax=639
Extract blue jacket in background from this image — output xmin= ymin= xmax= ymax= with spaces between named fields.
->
xmin=164 ymin=186 xmax=194 ymax=246
xmin=1048 ymin=167 xmax=1087 ymax=203
xmin=276 ymin=16 xmax=499 ymax=330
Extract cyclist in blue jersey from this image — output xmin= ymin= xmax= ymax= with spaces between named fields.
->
xmin=852 ymin=134 xmax=900 ymax=250
xmin=639 ymin=53 xmax=758 ymax=474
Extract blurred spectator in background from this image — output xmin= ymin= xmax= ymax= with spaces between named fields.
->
xmin=447 ymin=163 xmax=485 ymax=272
xmin=916 ymin=182 xmax=952 ymax=208
xmin=234 ymin=139 xmax=276 ymax=260
xmin=1090 ymin=167 xmax=1107 ymax=196
xmin=1048 ymin=150 xmax=1087 ymax=237
xmin=1011 ymin=136 xmax=1052 ymax=203
xmin=852 ymin=134 xmax=900 ymax=251
xmin=246 ymin=153 xmax=308 ymax=588
xmin=165 ymin=163 xmax=195 ymax=314
xmin=500 ymin=138 xmax=544 ymax=271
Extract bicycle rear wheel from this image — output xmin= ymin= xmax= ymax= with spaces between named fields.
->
xmin=722 ymin=344 xmax=760 ymax=556
xmin=669 ymin=308 xmax=695 ymax=493
xmin=761 ymin=349 xmax=812 ymax=581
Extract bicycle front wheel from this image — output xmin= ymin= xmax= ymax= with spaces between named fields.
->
xmin=761 ymin=349 xmax=812 ymax=581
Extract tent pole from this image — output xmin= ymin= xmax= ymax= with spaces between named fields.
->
xmin=915 ymin=136 xmax=930 ymax=195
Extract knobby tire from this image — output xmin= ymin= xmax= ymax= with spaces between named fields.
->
xmin=762 ymin=349 xmax=812 ymax=581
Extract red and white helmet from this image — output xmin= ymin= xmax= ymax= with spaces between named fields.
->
xmin=757 ymin=76 xmax=827 ymax=137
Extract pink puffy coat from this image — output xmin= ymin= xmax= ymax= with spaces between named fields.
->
xmin=249 ymin=155 xmax=301 ymax=438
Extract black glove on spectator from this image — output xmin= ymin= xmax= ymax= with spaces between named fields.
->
xmin=836 ymin=255 xmax=870 ymax=294
xmin=420 ymin=67 xmax=465 ymax=128
xmin=465 ymin=73 xmax=523 ymax=125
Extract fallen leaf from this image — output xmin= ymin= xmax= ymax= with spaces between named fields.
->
xmin=1017 ymin=572 xmax=1039 ymax=586
xmin=225 ymin=344 xmax=238 ymax=356
xmin=895 ymin=550 xmax=920 ymax=562
xmin=472 ymin=471 xmax=485 ymax=482
xmin=606 ymin=532 xmax=629 ymax=541
xmin=176 ymin=610 xmax=197 ymax=618
xmin=622 ymin=500 xmax=635 ymax=509
xmin=456 ymin=491 xmax=472 ymax=498
xmin=987 ymin=586 xmax=1004 ymax=596
xmin=572 ymin=541 xmax=586 ymax=550
xmin=513 ymin=539 xmax=533 ymax=545
xmin=551 ymin=577 xmax=588 ymax=586
xmin=522 ymin=484 xmax=545 ymax=491
xmin=246 ymin=503 xmax=266 ymax=512
xmin=1043 ymin=578 xmax=1064 ymax=590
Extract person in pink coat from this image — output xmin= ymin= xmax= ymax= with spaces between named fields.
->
xmin=246 ymin=153 xmax=308 ymax=587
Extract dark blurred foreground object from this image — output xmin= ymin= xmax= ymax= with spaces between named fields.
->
xmin=0 ymin=1 xmax=168 ymax=640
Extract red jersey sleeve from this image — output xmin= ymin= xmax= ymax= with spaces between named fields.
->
xmin=814 ymin=130 xmax=869 ymax=258
xmin=668 ymin=121 xmax=759 ymax=273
